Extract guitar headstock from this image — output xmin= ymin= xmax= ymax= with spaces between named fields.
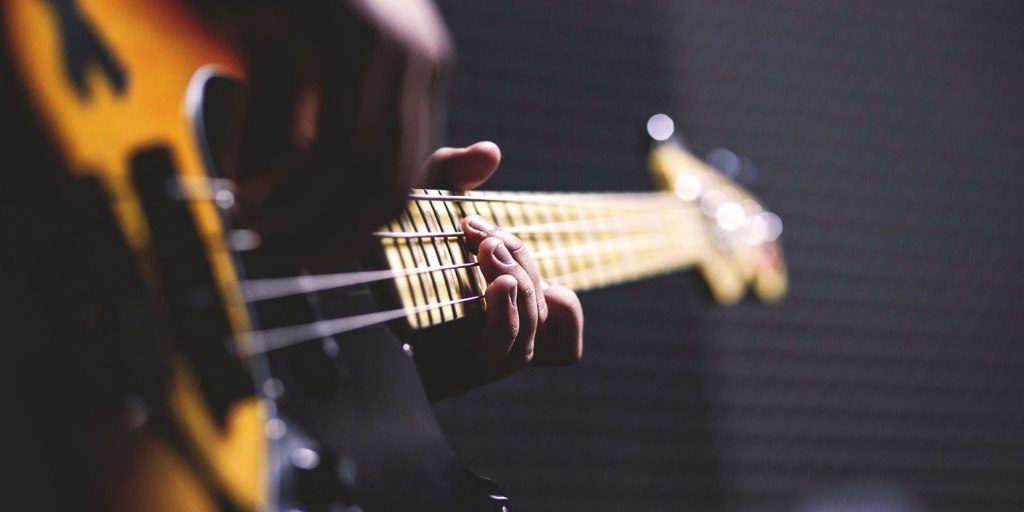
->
xmin=646 ymin=114 xmax=787 ymax=304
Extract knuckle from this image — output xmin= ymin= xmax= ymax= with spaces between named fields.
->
xmin=519 ymin=280 xmax=538 ymax=305
xmin=499 ymin=232 xmax=526 ymax=253
xmin=494 ymin=273 xmax=518 ymax=288
xmin=538 ymin=300 xmax=549 ymax=322
xmin=478 ymin=236 xmax=503 ymax=253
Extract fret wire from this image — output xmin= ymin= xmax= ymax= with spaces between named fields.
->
xmin=528 ymin=233 xmax=704 ymax=272
xmin=562 ymin=201 xmax=589 ymax=288
xmin=551 ymin=252 xmax=693 ymax=291
xmin=375 ymin=189 xmax=733 ymax=329
xmin=506 ymin=195 xmax=534 ymax=272
xmin=527 ymin=199 xmax=559 ymax=281
xmin=430 ymin=190 xmax=473 ymax=319
xmin=448 ymin=190 xmax=477 ymax=303
xmin=372 ymin=205 xmax=704 ymax=238
xmin=459 ymin=195 xmax=490 ymax=309
xmin=577 ymin=200 xmax=604 ymax=288
xmin=409 ymin=199 xmax=453 ymax=324
xmin=507 ymin=209 xmax=700 ymax=234
xmin=373 ymin=225 xmax=707 ymax=239
xmin=620 ymin=209 xmax=642 ymax=282
xmin=382 ymin=218 xmax=419 ymax=328
xmin=547 ymin=199 xmax=573 ymax=281
xmin=600 ymin=203 xmax=624 ymax=283
xmin=414 ymin=195 xmax=459 ymax=321
xmin=487 ymin=194 xmax=512 ymax=254
xmin=548 ymin=236 xmax=703 ymax=291
xmin=396 ymin=209 xmax=435 ymax=327
xmin=439 ymin=191 xmax=479 ymax=310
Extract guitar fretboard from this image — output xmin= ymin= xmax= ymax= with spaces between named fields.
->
xmin=376 ymin=189 xmax=712 ymax=329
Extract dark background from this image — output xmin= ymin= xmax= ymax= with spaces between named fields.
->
xmin=430 ymin=1 xmax=1024 ymax=511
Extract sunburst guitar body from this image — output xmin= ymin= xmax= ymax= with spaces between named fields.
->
xmin=2 ymin=1 xmax=265 ymax=510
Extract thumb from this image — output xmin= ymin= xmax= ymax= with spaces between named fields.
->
xmin=419 ymin=141 xmax=502 ymax=190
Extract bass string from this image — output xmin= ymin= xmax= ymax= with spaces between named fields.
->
xmin=407 ymin=191 xmax=691 ymax=215
xmin=373 ymin=208 xmax=707 ymax=239
xmin=237 ymin=295 xmax=483 ymax=357
xmin=236 ymin=241 xmax=710 ymax=357
xmin=233 ymin=191 xmax=716 ymax=355
xmin=241 ymin=227 xmax=707 ymax=302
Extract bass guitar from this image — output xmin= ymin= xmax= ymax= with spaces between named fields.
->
xmin=1 ymin=0 xmax=785 ymax=510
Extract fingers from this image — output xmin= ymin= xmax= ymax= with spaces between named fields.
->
xmin=462 ymin=216 xmax=549 ymax=323
xmin=419 ymin=141 xmax=502 ymax=190
xmin=480 ymin=274 xmax=519 ymax=371
xmin=476 ymin=236 xmax=538 ymax=368
xmin=532 ymin=281 xmax=584 ymax=366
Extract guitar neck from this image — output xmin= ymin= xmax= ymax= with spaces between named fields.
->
xmin=377 ymin=189 xmax=712 ymax=330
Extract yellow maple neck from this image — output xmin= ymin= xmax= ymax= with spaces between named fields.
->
xmin=377 ymin=189 xmax=712 ymax=329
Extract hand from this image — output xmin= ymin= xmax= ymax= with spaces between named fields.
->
xmin=410 ymin=142 xmax=584 ymax=400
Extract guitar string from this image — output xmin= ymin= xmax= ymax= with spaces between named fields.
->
xmin=236 ymin=296 xmax=483 ymax=357
xmin=372 ymin=209 xmax=705 ymax=239
xmin=241 ymin=262 xmax=479 ymax=302
xmin=406 ymin=193 xmax=698 ymax=216
xmin=238 ymin=192 xmax=707 ymax=302
xmin=226 ymin=189 xmax=718 ymax=354
xmin=239 ymin=226 xmax=706 ymax=302
xmin=235 ymin=239 xmax=708 ymax=356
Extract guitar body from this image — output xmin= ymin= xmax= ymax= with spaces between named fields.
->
xmin=2 ymin=1 xmax=504 ymax=510
xmin=2 ymin=0 xmax=264 ymax=510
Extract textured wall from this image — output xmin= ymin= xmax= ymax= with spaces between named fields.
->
xmin=431 ymin=1 xmax=1024 ymax=511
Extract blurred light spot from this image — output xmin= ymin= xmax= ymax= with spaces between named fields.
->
xmin=229 ymin=229 xmax=261 ymax=252
xmin=262 ymin=378 xmax=285 ymax=399
xmin=214 ymin=188 xmax=236 ymax=209
xmin=716 ymin=202 xmax=746 ymax=231
xmin=124 ymin=395 xmax=150 ymax=429
xmin=758 ymin=211 xmax=783 ymax=241
xmin=338 ymin=456 xmax=359 ymax=487
xmin=290 ymin=447 xmax=321 ymax=470
xmin=646 ymin=113 xmax=674 ymax=141
xmin=322 ymin=338 xmax=340 ymax=357
xmin=700 ymin=189 xmax=725 ymax=217
xmin=707 ymin=147 xmax=741 ymax=178
xmin=673 ymin=174 xmax=702 ymax=201
xmin=265 ymin=418 xmax=287 ymax=440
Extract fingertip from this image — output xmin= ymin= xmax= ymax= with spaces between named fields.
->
xmin=464 ymin=217 xmax=497 ymax=251
xmin=476 ymin=237 xmax=512 ymax=280
xmin=534 ymin=281 xmax=584 ymax=366
xmin=448 ymin=141 xmax=501 ymax=190
xmin=492 ymin=274 xmax=519 ymax=304
xmin=469 ymin=140 xmax=501 ymax=164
